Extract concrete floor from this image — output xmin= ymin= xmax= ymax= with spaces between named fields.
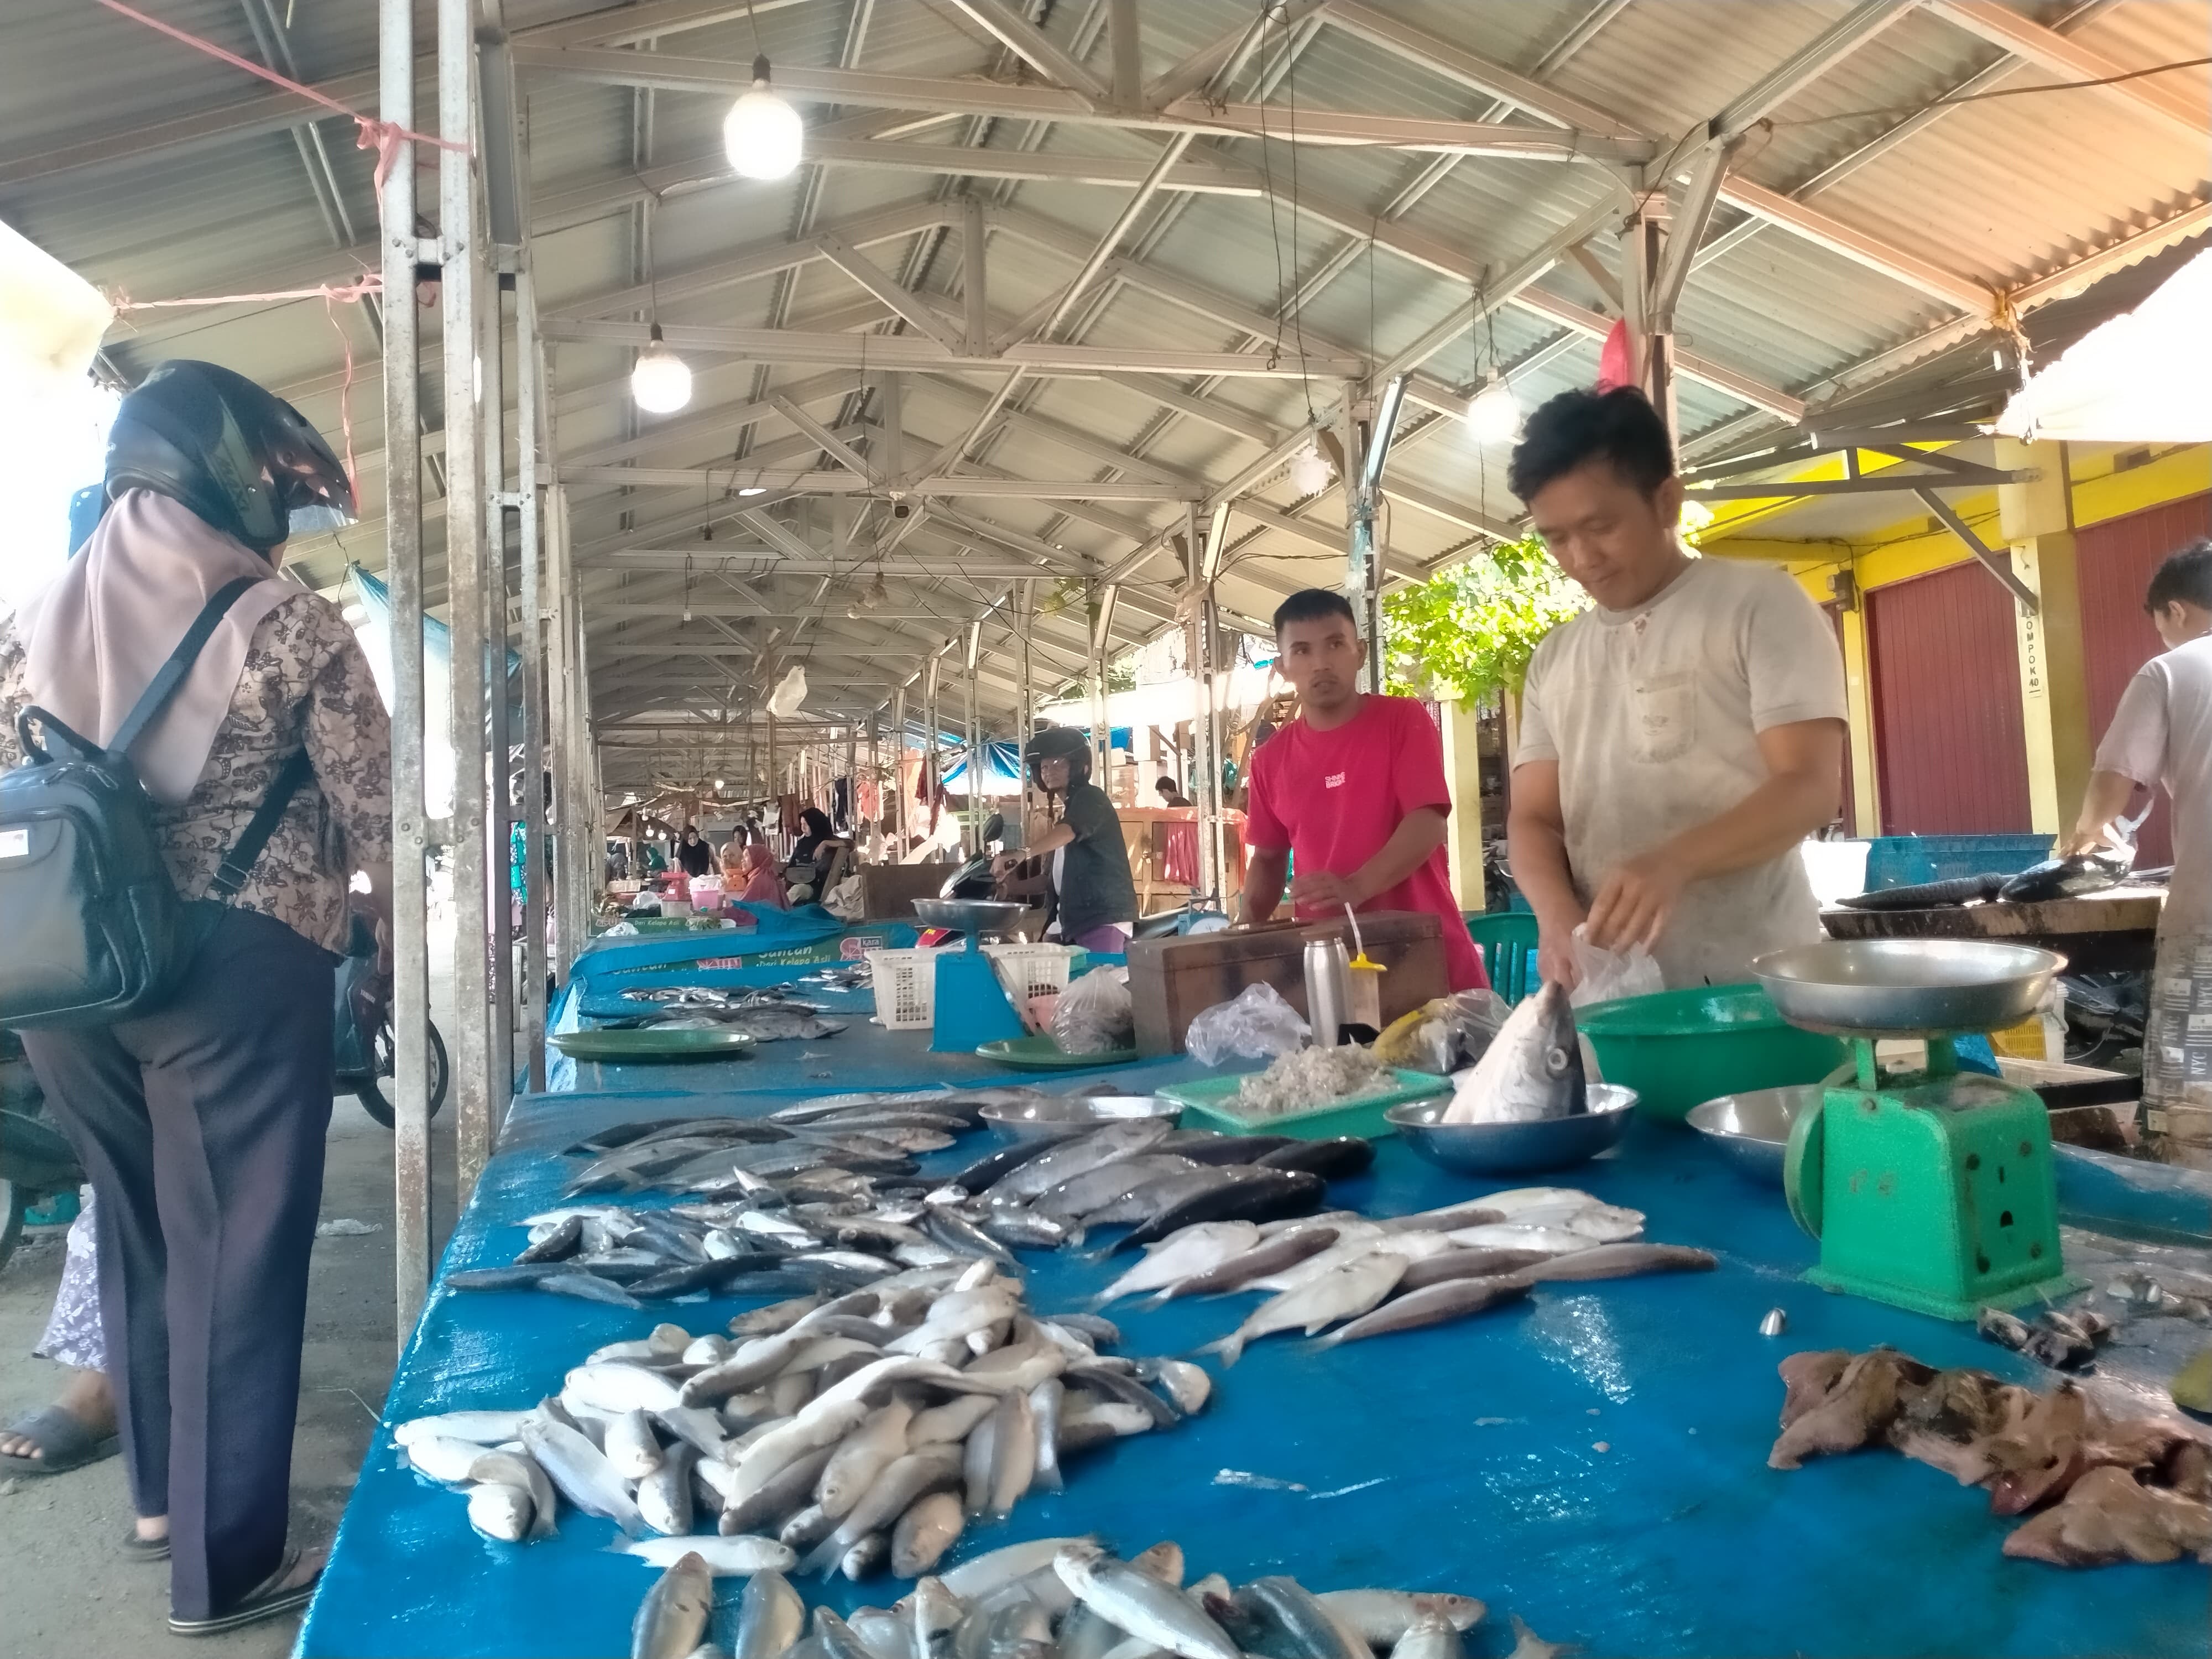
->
xmin=0 ymin=959 xmax=464 ymax=1655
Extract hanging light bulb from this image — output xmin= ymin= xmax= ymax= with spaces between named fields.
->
xmin=1464 ymin=373 xmax=1522 ymax=445
xmin=736 ymin=486 xmax=766 ymax=497
xmin=631 ymin=323 xmax=692 ymax=413
xmin=1287 ymin=439 xmax=1332 ymax=497
xmin=865 ymin=570 xmax=889 ymax=610
xmin=724 ymin=55 xmax=804 ymax=181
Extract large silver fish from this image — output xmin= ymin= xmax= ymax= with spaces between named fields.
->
xmin=1442 ymin=980 xmax=1585 ymax=1124
xmin=630 ymin=1552 xmax=713 ymax=1659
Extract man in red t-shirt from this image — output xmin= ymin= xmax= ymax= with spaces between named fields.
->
xmin=1242 ymin=589 xmax=1488 ymax=991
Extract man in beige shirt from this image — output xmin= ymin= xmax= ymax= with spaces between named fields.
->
xmin=2064 ymin=538 xmax=2212 ymax=1150
xmin=1505 ymin=388 xmax=1848 ymax=990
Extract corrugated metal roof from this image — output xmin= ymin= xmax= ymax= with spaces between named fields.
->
xmin=3 ymin=0 xmax=2206 ymax=752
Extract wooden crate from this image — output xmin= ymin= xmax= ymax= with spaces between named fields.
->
xmin=857 ymin=863 xmax=955 ymax=920
xmin=1125 ymin=910 xmax=1447 ymax=1057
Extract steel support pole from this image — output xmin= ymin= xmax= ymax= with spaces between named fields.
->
xmin=964 ymin=621 xmax=980 ymax=852
xmin=1182 ymin=503 xmax=1222 ymax=905
xmin=568 ymin=547 xmax=597 ymax=951
xmin=517 ymin=266 xmax=548 ymax=1091
xmin=1014 ymin=581 xmax=1032 ymax=848
xmin=546 ymin=482 xmax=578 ymax=978
xmin=380 ymin=0 xmax=431 ymax=1349
xmin=483 ymin=256 xmax=515 ymax=1124
xmin=891 ymin=686 xmax=907 ymax=846
xmin=1620 ymin=187 xmax=1676 ymax=437
xmin=925 ymin=658 xmax=940 ymax=844
xmin=440 ymin=0 xmax=492 ymax=1198
xmin=1088 ymin=585 xmax=1117 ymax=792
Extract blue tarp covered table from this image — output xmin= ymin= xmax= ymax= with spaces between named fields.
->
xmin=298 ymin=987 xmax=2211 ymax=1658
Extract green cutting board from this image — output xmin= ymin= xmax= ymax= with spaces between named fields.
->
xmin=551 ymin=1027 xmax=757 ymax=1062
xmin=1157 ymin=1067 xmax=1449 ymax=1140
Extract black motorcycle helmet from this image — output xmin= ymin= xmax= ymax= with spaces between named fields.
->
xmin=1027 ymin=725 xmax=1092 ymax=789
xmin=104 ymin=360 xmax=355 ymax=556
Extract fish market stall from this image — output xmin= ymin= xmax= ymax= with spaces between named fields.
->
xmin=297 ymin=952 xmax=2211 ymax=1657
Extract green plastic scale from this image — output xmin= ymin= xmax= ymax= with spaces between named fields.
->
xmin=1758 ymin=940 xmax=2084 ymax=1323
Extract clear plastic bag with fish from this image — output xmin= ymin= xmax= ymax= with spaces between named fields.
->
xmin=1373 ymin=989 xmax=1513 ymax=1074
xmin=1052 ymin=966 xmax=1135 ymax=1056
xmin=1186 ymin=982 xmax=1311 ymax=1067
xmin=1567 ymin=925 xmax=1663 ymax=1008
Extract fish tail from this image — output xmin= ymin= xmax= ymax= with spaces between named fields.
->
xmin=1034 ymin=1465 xmax=1064 ymax=1493
xmin=799 ymin=1531 xmax=850 ymax=1578
xmin=1199 ymin=1333 xmax=1244 ymax=1368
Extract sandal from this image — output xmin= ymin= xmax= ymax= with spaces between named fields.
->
xmin=121 ymin=1526 xmax=170 ymax=1562
xmin=0 ymin=1406 xmax=121 ymax=1477
xmin=166 ymin=1547 xmax=325 ymax=1637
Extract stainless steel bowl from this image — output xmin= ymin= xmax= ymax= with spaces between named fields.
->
xmin=978 ymin=1094 xmax=1181 ymax=1144
xmin=1751 ymin=938 xmax=2065 ymax=1037
xmin=1384 ymin=1084 xmax=1637 ymax=1177
xmin=912 ymin=898 xmax=1031 ymax=937
xmin=1686 ymin=1084 xmax=1825 ymax=1186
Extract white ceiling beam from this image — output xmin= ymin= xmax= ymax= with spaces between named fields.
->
xmin=567 ymin=468 xmax=1207 ymax=500
xmin=1146 ymin=1 xmax=1323 ymax=107
xmin=815 ymin=234 xmax=969 ymax=352
xmin=562 ymin=369 xmax=864 ymax=469
xmin=1712 ymin=1 xmax=1926 ymax=139
xmin=548 ymin=201 xmax=957 ymax=321
xmin=539 ymin=316 xmax=1367 ymax=378
xmin=0 ymin=0 xmax=817 ymax=188
xmin=942 ymin=0 xmax=1110 ymax=102
xmin=1100 ymin=375 xmax=1281 ymax=448
xmin=1928 ymin=0 xmax=2209 ymax=139
xmin=519 ymin=44 xmax=1653 ymax=162
xmin=1714 ymin=179 xmax=1994 ymax=312
xmin=1319 ymin=0 xmax=1645 ymax=136
xmin=767 ymin=394 xmax=880 ymax=482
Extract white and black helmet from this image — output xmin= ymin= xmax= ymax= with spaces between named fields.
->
xmin=104 ymin=360 xmax=355 ymax=555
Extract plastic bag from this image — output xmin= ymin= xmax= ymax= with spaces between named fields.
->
xmin=1186 ymin=981 xmax=1310 ymax=1067
xmin=821 ymin=874 xmax=864 ymax=921
xmin=1568 ymin=924 xmax=1665 ymax=1008
xmin=1053 ymin=965 xmax=1135 ymax=1055
xmin=1374 ymin=988 xmax=1513 ymax=1074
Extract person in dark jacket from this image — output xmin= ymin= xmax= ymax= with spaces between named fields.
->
xmin=993 ymin=727 xmax=1137 ymax=952
xmin=0 ymin=362 xmax=393 ymax=1636
xmin=676 ymin=824 xmax=713 ymax=878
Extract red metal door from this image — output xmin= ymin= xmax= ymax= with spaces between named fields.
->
xmin=1867 ymin=562 xmax=2031 ymax=834
xmin=1823 ymin=602 xmax=1855 ymax=834
xmin=2076 ymin=492 xmax=2211 ymax=869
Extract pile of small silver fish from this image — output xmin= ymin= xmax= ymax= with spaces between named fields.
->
xmin=1082 ymin=1186 xmax=1714 ymax=1364
xmin=922 ymin=1118 xmax=1373 ymax=1253
xmin=447 ymin=1093 xmax=1072 ymax=1307
xmin=627 ymin=1536 xmax=1574 ymax=1659
xmin=607 ymin=988 xmax=851 ymax=1042
xmin=393 ymin=1258 xmax=1208 ymax=1584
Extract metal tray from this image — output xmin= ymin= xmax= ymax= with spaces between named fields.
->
xmin=912 ymin=898 xmax=1030 ymax=936
xmin=1750 ymin=938 xmax=2065 ymax=1037
xmin=973 ymin=1035 xmax=1140 ymax=1071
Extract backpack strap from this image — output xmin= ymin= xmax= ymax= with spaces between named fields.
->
xmin=207 ymin=747 xmax=314 ymax=900
xmin=105 ymin=575 xmax=264 ymax=760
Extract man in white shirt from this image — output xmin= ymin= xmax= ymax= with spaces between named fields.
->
xmin=2063 ymin=538 xmax=2212 ymax=1154
xmin=1505 ymin=388 xmax=1848 ymax=990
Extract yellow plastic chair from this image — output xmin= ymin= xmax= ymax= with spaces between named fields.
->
xmin=1466 ymin=911 xmax=1541 ymax=1005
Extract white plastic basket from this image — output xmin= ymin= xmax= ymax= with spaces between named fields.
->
xmin=980 ymin=942 xmax=1079 ymax=1005
xmin=868 ymin=948 xmax=938 ymax=1029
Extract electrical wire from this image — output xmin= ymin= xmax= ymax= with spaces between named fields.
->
xmin=1762 ymin=54 xmax=2210 ymax=128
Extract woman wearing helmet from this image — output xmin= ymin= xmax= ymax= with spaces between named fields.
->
xmin=994 ymin=726 xmax=1138 ymax=953
xmin=0 ymin=361 xmax=392 ymax=1635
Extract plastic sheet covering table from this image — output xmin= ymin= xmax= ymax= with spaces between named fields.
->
xmin=298 ymin=1081 xmax=2212 ymax=1658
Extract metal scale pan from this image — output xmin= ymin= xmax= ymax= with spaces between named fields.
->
xmin=1751 ymin=938 xmax=2066 ymax=1039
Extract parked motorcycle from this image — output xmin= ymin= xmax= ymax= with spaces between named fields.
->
xmin=333 ymin=911 xmax=450 ymax=1131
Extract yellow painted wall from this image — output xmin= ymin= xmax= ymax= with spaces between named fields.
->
xmin=1705 ymin=442 xmax=2211 ymax=836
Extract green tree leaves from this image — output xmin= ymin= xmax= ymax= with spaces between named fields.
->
xmin=1381 ymin=533 xmax=1587 ymax=704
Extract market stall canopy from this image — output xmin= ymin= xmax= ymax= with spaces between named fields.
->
xmin=1997 ymin=249 xmax=2212 ymax=444
xmin=941 ymin=740 xmax=1024 ymax=798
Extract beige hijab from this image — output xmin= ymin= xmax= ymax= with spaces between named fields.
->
xmin=17 ymin=488 xmax=294 ymax=806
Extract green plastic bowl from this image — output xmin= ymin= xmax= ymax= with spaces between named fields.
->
xmin=1574 ymin=983 xmax=1848 ymax=1123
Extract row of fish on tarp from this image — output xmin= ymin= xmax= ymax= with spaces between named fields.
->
xmin=627 ymin=1536 xmax=1571 ymax=1659
xmin=398 ymin=1254 xmax=1208 ymax=1581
